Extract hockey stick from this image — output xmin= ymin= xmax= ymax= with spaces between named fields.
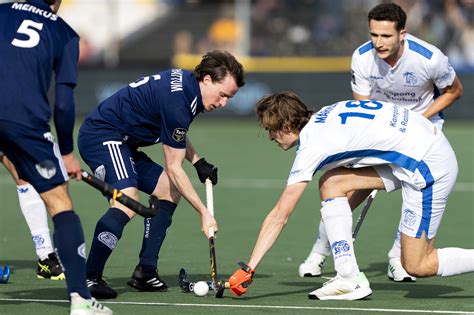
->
xmin=205 ymin=179 xmax=226 ymax=298
xmin=81 ymin=170 xmax=158 ymax=218
xmin=178 ymin=268 xmax=229 ymax=293
xmin=352 ymin=190 xmax=377 ymax=241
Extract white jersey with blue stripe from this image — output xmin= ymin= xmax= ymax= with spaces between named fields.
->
xmin=287 ymin=100 xmax=437 ymax=189
xmin=350 ymin=34 xmax=456 ymax=123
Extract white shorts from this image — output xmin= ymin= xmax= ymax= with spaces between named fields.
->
xmin=397 ymin=132 xmax=457 ymax=239
xmin=374 ymin=164 xmax=401 ymax=192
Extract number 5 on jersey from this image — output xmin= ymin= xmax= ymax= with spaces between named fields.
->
xmin=12 ymin=20 xmax=43 ymax=48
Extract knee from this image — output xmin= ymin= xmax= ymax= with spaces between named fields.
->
xmin=401 ymin=258 xmax=435 ymax=277
xmin=319 ymin=171 xmax=345 ymax=199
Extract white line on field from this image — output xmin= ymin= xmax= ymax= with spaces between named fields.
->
xmin=0 ymin=298 xmax=472 ymax=314
xmin=0 ymin=175 xmax=473 ymax=192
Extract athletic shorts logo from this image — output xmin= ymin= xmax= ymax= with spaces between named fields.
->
xmin=77 ymin=243 xmax=87 ymax=259
xmin=94 ymin=165 xmax=106 ymax=181
xmin=332 ymin=240 xmax=350 ymax=255
xmin=172 ymin=128 xmax=187 ymax=142
xmin=32 ymin=235 xmax=45 ymax=248
xmin=402 ymin=208 xmax=416 ymax=227
xmin=35 ymin=160 xmax=57 ymax=179
xmin=98 ymin=232 xmax=118 ymax=250
xmin=18 ymin=187 xmax=29 ymax=193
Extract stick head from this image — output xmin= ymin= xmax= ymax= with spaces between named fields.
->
xmin=214 ymin=280 xmax=225 ymax=298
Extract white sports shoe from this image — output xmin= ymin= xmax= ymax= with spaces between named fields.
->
xmin=387 ymin=257 xmax=416 ymax=282
xmin=308 ymin=272 xmax=372 ymax=300
xmin=70 ymin=292 xmax=113 ymax=315
xmin=299 ymin=252 xmax=326 ymax=277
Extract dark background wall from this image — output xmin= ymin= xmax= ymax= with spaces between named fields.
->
xmin=75 ymin=69 xmax=474 ymax=120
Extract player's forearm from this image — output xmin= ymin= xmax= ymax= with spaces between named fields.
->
xmin=166 ymin=163 xmax=207 ymax=214
xmin=185 ymin=137 xmax=201 ymax=164
xmin=424 ymin=77 xmax=463 ymax=119
xmin=248 ymin=208 xmax=288 ymax=269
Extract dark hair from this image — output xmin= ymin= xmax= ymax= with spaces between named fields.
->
xmin=194 ymin=50 xmax=245 ymax=87
xmin=256 ymin=91 xmax=314 ymax=133
xmin=368 ymin=3 xmax=407 ymax=31
xmin=43 ymin=0 xmax=55 ymax=5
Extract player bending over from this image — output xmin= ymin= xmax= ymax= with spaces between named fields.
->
xmin=229 ymin=92 xmax=474 ymax=300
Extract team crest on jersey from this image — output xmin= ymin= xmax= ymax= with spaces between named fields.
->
xmin=331 ymin=240 xmax=350 ymax=255
xmin=35 ymin=160 xmax=56 ymax=179
xmin=402 ymin=208 xmax=417 ymax=227
xmin=173 ymin=128 xmax=187 ymax=142
xmin=403 ymin=72 xmax=418 ymax=86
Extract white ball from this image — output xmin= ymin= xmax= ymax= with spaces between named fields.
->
xmin=193 ymin=281 xmax=209 ymax=296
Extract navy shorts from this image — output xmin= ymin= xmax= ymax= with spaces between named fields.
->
xmin=78 ymin=130 xmax=163 ymax=195
xmin=0 ymin=120 xmax=68 ymax=193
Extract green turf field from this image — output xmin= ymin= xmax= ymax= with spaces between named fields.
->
xmin=0 ymin=119 xmax=473 ymax=314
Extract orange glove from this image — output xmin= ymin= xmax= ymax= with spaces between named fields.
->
xmin=229 ymin=261 xmax=255 ymax=296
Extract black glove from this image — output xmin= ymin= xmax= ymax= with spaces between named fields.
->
xmin=193 ymin=158 xmax=218 ymax=185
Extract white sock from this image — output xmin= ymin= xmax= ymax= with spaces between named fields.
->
xmin=437 ymin=248 xmax=474 ymax=276
xmin=17 ymin=184 xmax=54 ymax=260
xmin=320 ymin=197 xmax=359 ymax=279
xmin=387 ymin=229 xmax=402 ymax=259
xmin=310 ymin=220 xmax=331 ymax=256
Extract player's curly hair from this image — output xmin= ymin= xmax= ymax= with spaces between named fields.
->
xmin=368 ymin=3 xmax=406 ymax=31
xmin=194 ymin=50 xmax=245 ymax=87
xmin=256 ymin=91 xmax=314 ymax=133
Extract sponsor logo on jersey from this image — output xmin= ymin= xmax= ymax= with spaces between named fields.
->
xmin=98 ymin=232 xmax=118 ymax=250
xmin=173 ymin=128 xmax=187 ymax=142
xmin=332 ymin=240 xmax=350 ymax=255
xmin=35 ymin=160 xmax=56 ymax=179
xmin=402 ymin=208 xmax=416 ymax=227
xmin=403 ymin=72 xmax=418 ymax=86
xmin=32 ymin=235 xmax=45 ymax=248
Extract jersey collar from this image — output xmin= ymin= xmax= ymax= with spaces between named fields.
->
xmin=27 ymin=0 xmax=53 ymax=11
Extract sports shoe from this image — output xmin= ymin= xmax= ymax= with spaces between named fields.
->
xmin=37 ymin=253 xmax=65 ymax=280
xmin=387 ymin=257 xmax=416 ymax=282
xmin=308 ymin=272 xmax=372 ymax=300
xmin=299 ymin=252 xmax=326 ymax=277
xmin=126 ymin=265 xmax=168 ymax=292
xmin=86 ymin=275 xmax=117 ymax=299
xmin=70 ymin=292 xmax=113 ymax=315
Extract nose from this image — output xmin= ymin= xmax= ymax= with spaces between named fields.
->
xmin=219 ymin=97 xmax=228 ymax=108
xmin=375 ymin=36 xmax=383 ymax=48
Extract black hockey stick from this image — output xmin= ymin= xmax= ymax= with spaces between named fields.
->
xmin=178 ymin=268 xmax=229 ymax=293
xmin=352 ymin=190 xmax=377 ymax=241
xmin=81 ymin=170 xmax=158 ymax=218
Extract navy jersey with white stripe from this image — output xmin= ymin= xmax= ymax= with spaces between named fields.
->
xmin=288 ymin=100 xmax=438 ymax=189
xmin=0 ymin=0 xmax=79 ymax=129
xmin=80 ymin=69 xmax=204 ymax=149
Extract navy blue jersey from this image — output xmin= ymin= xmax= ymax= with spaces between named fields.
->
xmin=0 ymin=0 xmax=79 ymax=130
xmin=80 ymin=69 xmax=204 ymax=149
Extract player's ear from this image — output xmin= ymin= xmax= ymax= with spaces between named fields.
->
xmin=399 ymin=29 xmax=407 ymax=40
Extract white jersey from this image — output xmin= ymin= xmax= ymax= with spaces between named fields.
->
xmin=350 ymin=34 xmax=456 ymax=127
xmin=287 ymin=100 xmax=438 ymax=189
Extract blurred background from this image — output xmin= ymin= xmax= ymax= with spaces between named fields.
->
xmin=56 ymin=0 xmax=474 ymax=118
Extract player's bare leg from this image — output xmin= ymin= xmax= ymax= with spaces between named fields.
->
xmin=401 ymin=232 xmax=474 ymax=277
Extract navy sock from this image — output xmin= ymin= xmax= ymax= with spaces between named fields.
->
xmin=86 ymin=208 xmax=130 ymax=277
xmin=52 ymin=210 xmax=90 ymax=299
xmin=139 ymin=200 xmax=176 ymax=272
